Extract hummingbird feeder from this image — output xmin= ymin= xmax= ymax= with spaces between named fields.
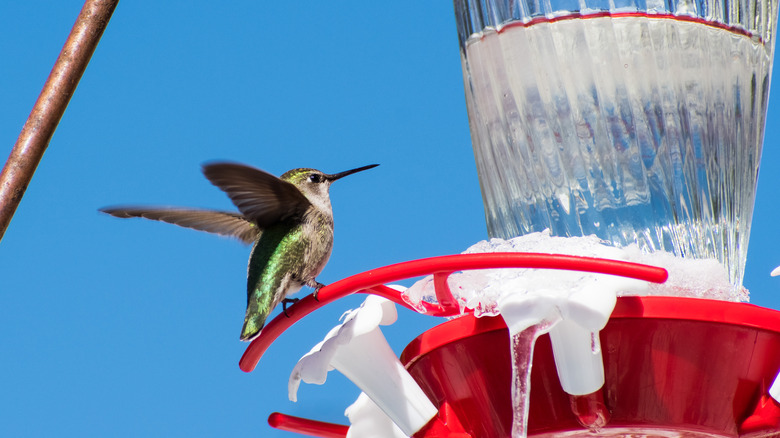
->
xmin=243 ymin=253 xmax=780 ymax=437
xmin=243 ymin=0 xmax=780 ymax=436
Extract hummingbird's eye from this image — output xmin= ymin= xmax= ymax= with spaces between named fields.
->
xmin=308 ymin=174 xmax=322 ymax=183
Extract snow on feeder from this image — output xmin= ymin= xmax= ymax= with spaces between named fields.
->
xmin=245 ymin=0 xmax=780 ymax=436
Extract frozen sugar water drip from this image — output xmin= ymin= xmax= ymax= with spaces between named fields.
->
xmin=503 ymin=321 xmax=557 ymax=438
xmin=403 ymin=231 xmax=743 ymax=316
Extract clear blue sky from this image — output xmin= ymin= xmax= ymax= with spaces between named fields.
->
xmin=1 ymin=2 xmax=778 ymax=437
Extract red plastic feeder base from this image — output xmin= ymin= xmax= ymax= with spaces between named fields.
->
xmin=400 ymin=296 xmax=780 ymax=437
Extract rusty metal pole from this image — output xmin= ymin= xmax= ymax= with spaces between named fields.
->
xmin=0 ymin=0 xmax=119 ymax=242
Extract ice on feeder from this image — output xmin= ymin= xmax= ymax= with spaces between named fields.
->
xmin=502 ymin=322 xmax=557 ymax=438
xmin=621 ymin=245 xmax=748 ymax=301
xmin=404 ymin=231 xmax=743 ymax=317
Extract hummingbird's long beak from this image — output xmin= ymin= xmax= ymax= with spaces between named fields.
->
xmin=326 ymin=164 xmax=379 ymax=182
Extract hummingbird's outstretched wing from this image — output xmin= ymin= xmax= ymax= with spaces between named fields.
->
xmin=99 ymin=207 xmax=260 ymax=244
xmin=202 ymin=162 xmax=311 ymax=227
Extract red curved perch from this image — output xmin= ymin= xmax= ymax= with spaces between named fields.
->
xmin=240 ymin=252 xmax=668 ymax=372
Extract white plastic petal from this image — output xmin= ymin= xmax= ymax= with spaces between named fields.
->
xmin=348 ymin=296 xmax=397 ymax=337
xmin=288 ymin=326 xmax=340 ymax=402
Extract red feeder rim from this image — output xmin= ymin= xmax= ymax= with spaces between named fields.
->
xmin=240 ymin=252 xmax=668 ymax=372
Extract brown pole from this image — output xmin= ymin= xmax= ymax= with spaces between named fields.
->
xmin=0 ymin=0 xmax=120 ymax=242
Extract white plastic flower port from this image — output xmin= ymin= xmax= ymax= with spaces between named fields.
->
xmin=288 ymin=295 xmax=438 ymax=437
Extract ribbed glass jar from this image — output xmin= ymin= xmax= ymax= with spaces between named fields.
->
xmin=454 ymin=0 xmax=778 ymax=288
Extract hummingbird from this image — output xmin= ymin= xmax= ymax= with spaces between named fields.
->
xmin=100 ymin=161 xmax=378 ymax=341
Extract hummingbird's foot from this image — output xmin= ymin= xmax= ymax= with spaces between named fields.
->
xmin=282 ymin=298 xmax=300 ymax=317
xmin=307 ymin=279 xmax=326 ymax=302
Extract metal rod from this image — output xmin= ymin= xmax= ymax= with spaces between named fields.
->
xmin=0 ymin=0 xmax=119 ymax=242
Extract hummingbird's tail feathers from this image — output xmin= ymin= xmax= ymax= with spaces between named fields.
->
xmin=240 ymin=328 xmax=263 ymax=343
xmin=99 ymin=206 xmax=260 ymax=244
xmin=240 ymin=273 xmax=286 ymax=341
xmin=240 ymin=315 xmax=266 ymax=342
